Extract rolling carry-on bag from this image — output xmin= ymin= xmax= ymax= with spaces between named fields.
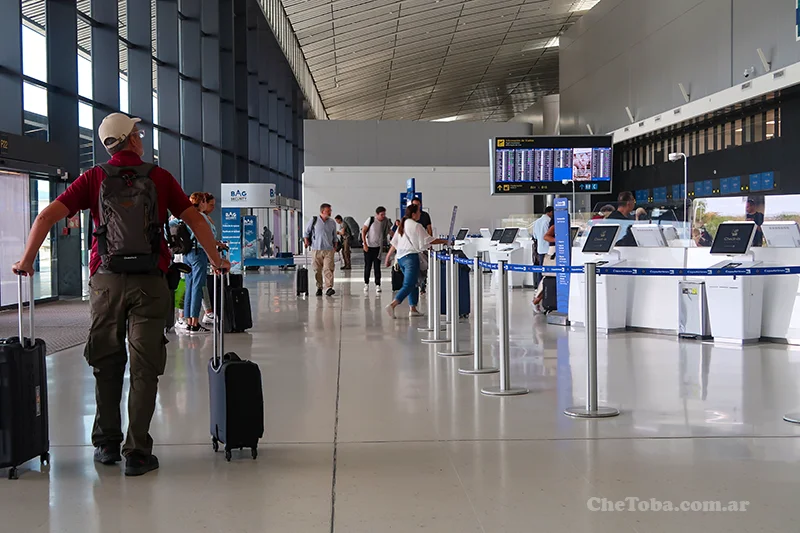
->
xmin=227 ymin=283 xmax=253 ymax=333
xmin=208 ymin=273 xmax=264 ymax=461
xmin=297 ymin=248 xmax=309 ymax=296
xmin=542 ymin=277 xmax=558 ymax=313
xmin=0 ymin=275 xmax=50 ymax=480
xmin=391 ymin=263 xmax=404 ymax=292
xmin=439 ymin=253 xmax=471 ymax=319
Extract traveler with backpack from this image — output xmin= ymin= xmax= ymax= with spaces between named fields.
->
xmin=304 ymin=203 xmax=338 ymax=296
xmin=334 ymin=214 xmax=352 ymax=270
xmin=361 ymin=206 xmax=391 ymax=294
xmin=172 ymin=192 xmax=217 ymax=334
xmin=12 ymin=112 xmax=228 ymax=476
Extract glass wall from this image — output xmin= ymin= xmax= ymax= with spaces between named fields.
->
xmin=4 ymin=0 xmax=306 ymax=298
xmin=0 ymin=172 xmax=32 ymax=307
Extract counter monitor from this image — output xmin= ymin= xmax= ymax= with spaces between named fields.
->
xmin=762 ymin=222 xmax=800 ymax=248
xmin=710 ymin=222 xmax=757 ymax=256
xmin=499 ymin=228 xmax=519 ymax=244
xmin=631 ymin=225 xmax=667 ymax=248
xmin=491 ymin=135 xmax=613 ymax=195
xmin=491 ymin=229 xmax=504 ymax=241
xmin=582 ymin=224 xmax=621 ymax=254
xmin=455 ymin=229 xmax=469 ymax=241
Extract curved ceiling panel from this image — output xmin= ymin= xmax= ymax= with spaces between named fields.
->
xmin=281 ymin=0 xmax=598 ymax=121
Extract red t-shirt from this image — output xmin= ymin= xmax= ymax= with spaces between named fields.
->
xmin=57 ymin=151 xmax=192 ymax=275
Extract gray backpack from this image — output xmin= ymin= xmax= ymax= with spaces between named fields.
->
xmin=94 ymin=163 xmax=161 ymax=273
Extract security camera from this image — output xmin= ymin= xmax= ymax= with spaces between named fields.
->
xmin=743 ymin=70 xmax=750 ymax=78
xmin=743 ymin=66 xmax=755 ymax=79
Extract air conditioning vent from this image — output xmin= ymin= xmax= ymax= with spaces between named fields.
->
xmin=742 ymin=81 xmax=752 ymax=90
xmin=774 ymin=70 xmax=785 ymax=80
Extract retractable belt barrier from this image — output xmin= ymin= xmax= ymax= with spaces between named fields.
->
xmin=432 ymin=252 xmax=800 ymax=423
xmin=437 ymin=254 xmax=800 ymax=277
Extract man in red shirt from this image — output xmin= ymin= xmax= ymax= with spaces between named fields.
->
xmin=12 ymin=113 xmax=229 ymax=476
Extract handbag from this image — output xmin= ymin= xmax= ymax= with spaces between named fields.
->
xmin=418 ymin=252 xmax=429 ymax=272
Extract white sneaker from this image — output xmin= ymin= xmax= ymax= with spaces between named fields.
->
xmin=376 ymin=286 xmax=382 ymax=293
xmin=202 ymin=312 xmax=215 ymax=324
xmin=531 ymin=302 xmax=544 ymax=314
xmin=175 ymin=318 xmax=188 ymax=331
xmin=385 ymin=304 xmax=396 ymax=319
xmin=408 ymin=310 xmax=424 ymax=318
xmin=364 ymin=284 xmax=370 ymax=294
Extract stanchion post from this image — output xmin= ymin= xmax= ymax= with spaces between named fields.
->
xmin=460 ymin=257 xmax=498 ymax=375
xmin=564 ymin=262 xmax=620 ymax=418
xmin=443 ymin=250 xmax=453 ymax=325
xmin=418 ymin=248 xmax=442 ymax=333
xmin=481 ymin=260 xmax=528 ymax=396
xmin=439 ymin=254 xmax=473 ymax=357
xmin=422 ymin=249 xmax=450 ymax=345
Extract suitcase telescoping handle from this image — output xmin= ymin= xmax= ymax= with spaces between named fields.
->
xmin=211 ymin=270 xmax=225 ymax=373
xmin=15 ymin=273 xmax=35 ymax=347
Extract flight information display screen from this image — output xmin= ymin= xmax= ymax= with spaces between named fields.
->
xmin=491 ymin=136 xmax=613 ymax=195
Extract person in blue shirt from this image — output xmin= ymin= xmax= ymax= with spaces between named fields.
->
xmin=304 ymin=203 xmax=339 ymax=296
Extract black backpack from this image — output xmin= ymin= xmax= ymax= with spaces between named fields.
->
xmin=167 ymin=220 xmax=195 ymax=255
xmin=94 ymin=163 xmax=161 ymax=273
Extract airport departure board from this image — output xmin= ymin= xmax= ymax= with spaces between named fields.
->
xmin=490 ymin=136 xmax=613 ymax=195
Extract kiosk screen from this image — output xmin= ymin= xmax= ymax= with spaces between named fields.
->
xmin=491 ymin=229 xmax=504 ymax=241
xmin=499 ymin=228 xmax=519 ymax=244
xmin=710 ymin=222 xmax=756 ymax=256
xmin=455 ymin=229 xmax=469 ymax=241
xmin=582 ymin=225 xmax=620 ymax=254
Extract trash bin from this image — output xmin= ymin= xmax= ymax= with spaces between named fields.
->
xmin=678 ymin=280 xmax=711 ymax=338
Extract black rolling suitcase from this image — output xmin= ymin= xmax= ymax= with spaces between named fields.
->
xmin=208 ymin=273 xmax=264 ymax=461
xmin=391 ymin=263 xmax=404 ymax=292
xmin=209 ymin=273 xmax=252 ymax=333
xmin=0 ymin=275 xmax=49 ymax=480
xmin=542 ymin=277 xmax=558 ymax=312
xmin=297 ymin=249 xmax=309 ymax=296
xmin=439 ymin=254 xmax=471 ymax=318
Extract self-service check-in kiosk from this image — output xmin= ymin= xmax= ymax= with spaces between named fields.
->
xmin=706 ymin=221 xmax=762 ymax=344
xmin=581 ymin=224 xmax=628 ymax=331
xmin=490 ymin=228 xmax=528 ymax=287
xmin=515 ymin=228 xmax=537 ymax=287
xmin=454 ymin=228 xmax=473 ymax=256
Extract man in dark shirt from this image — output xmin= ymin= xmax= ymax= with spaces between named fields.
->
xmin=12 ymin=113 xmax=228 ymax=476
xmin=746 ymin=197 xmax=764 ymax=247
xmin=606 ymin=191 xmax=637 ymax=247
xmin=411 ymin=197 xmax=433 ymax=236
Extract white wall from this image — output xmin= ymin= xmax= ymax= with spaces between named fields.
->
xmin=303 ymin=166 xmax=531 ymax=234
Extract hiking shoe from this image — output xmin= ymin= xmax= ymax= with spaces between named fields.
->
xmin=124 ymin=453 xmax=159 ymax=477
xmin=326 ymin=288 xmax=336 ymax=297
xmin=94 ymin=444 xmax=122 ymax=465
xmin=316 ymin=288 xmax=323 ymax=296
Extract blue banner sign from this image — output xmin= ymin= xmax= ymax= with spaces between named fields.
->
xmin=242 ymin=215 xmax=258 ymax=261
xmin=221 ymin=208 xmax=242 ymax=273
xmin=554 ymin=197 xmax=571 ymax=314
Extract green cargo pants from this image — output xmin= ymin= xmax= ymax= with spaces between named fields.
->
xmin=86 ymin=272 xmax=169 ymax=456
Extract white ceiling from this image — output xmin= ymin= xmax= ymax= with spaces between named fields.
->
xmin=281 ymin=0 xmax=599 ymax=121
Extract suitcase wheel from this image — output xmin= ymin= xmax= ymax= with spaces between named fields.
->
xmin=8 ymin=467 xmax=18 ymax=480
xmin=251 ymin=448 xmax=258 ymax=460
xmin=212 ymin=437 xmax=219 ymax=453
xmin=40 ymin=453 xmax=50 ymax=466
xmin=225 ymin=450 xmax=232 ymax=462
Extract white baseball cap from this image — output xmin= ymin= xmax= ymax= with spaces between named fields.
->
xmin=98 ymin=113 xmax=141 ymax=150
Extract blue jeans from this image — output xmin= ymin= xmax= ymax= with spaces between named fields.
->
xmin=395 ymin=254 xmax=420 ymax=308
xmin=184 ymin=249 xmax=208 ymax=319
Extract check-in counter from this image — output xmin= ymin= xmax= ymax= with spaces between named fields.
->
xmin=567 ymin=231 xmax=800 ymax=343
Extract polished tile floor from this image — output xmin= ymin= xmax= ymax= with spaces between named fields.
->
xmin=4 ymin=269 xmax=800 ymax=532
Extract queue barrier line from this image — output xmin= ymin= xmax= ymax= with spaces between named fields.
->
xmin=440 ymin=253 xmax=800 ymax=277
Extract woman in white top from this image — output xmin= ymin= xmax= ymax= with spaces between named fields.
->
xmin=384 ymin=205 xmax=448 ymax=319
